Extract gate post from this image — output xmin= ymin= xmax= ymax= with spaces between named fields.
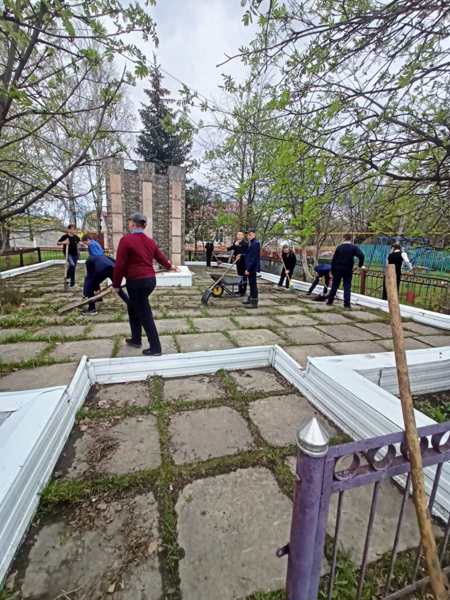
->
xmin=360 ymin=267 xmax=367 ymax=295
xmin=286 ymin=417 xmax=329 ymax=600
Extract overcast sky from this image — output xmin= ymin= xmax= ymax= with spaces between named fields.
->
xmin=124 ymin=0 xmax=260 ymax=179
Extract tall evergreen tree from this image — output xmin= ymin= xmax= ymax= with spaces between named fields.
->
xmin=136 ymin=59 xmax=193 ymax=172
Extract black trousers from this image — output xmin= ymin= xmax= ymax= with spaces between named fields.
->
xmin=236 ymin=259 xmax=247 ymax=295
xmin=248 ymin=271 xmax=258 ymax=299
xmin=382 ymin=269 xmax=402 ymax=300
xmin=327 ymin=269 xmax=353 ymax=307
xmin=126 ymin=277 xmax=160 ymax=352
xmin=206 ymin=251 xmax=213 ymax=267
xmin=308 ymin=273 xmax=331 ymax=294
xmin=278 ymin=267 xmax=294 ymax=288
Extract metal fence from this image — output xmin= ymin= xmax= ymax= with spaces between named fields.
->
xmin=361 ymin=244 xmax=450 ymax=273
xmin=0 ymin=247 xmax=96 ymax=272
xmin=280 ymin=418 xmax=450 ymax=600
xmin=354 ymin=269 xmax=449 ymax=313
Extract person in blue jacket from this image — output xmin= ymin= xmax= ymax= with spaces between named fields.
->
xmin=82 ymin=254 xmax=128 ymax=314
xmin=243 ymin=228 xmax=261 ymax=309
xmin=81 ymin=233 xmax=105 ymax=256
xmin=307 ymin=262 xmax=332 ymax=297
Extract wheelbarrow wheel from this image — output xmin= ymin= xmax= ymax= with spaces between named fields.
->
xmin=211 ymin=285 xmax=224 ymax=297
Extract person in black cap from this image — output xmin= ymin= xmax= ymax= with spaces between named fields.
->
xmin=227 ymin=231 xmax=248 ymax=295
xmin=243 ymin=228 xmax=261 ymax=308
xmin=112 ymin=212 xmax=179 ymax=356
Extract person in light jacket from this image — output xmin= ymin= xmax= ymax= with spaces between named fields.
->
xmin=278 ymin=244 xmax=297 ymax=288
xmin=382 ymin=243 xmax=413 ymax=300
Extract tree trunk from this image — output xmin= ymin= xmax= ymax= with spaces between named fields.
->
xmin=94 ymin=163 xmax=104 ymax=234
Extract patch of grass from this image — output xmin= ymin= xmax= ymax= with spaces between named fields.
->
xmin=185 ymin=316 xmax=198 ymax=333
xmin=0 ymin=280 xmax=24 ymax=313
xmin=39 ymin=470 xmax=159 ymax=513
xmin=110 ymin=335 xmax=122 ymax=358
xmin=413 ymin=390 xmax=450 ymax=423
xmin=244 ymin=591 xmax=285 ymax=600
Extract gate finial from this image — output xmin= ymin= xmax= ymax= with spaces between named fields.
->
xmin=297 ymin=417 xmax=329 ymax=457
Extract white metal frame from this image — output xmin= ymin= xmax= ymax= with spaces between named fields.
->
xmin=298 ymin=346 xmax=450 ymax=520
xmin=0 ymin=261 xmax=193 ymax=287
xmin=2 ymin=342 xmax=450 ymax=582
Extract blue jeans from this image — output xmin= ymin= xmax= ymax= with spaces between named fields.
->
xmin=67 ymin=255 xmax=78 ymax=286
xmin=327 ymin=269 xmax=353 ymax=307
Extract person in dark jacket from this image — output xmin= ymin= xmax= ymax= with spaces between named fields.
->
xmin=382 ymin=243 xmax=413 ymax=300
xmin=307 ymin=261 xmax=332 ymax=296
xmin=205 ymin=241 xmax=214 ymax=267
xmin=278 ymin=244 xmax=297 ymax=288
xmin=228 ymin=231 xmax=248 ymax=295
xmin=112 ymin=212 xmax=179 ymax=356
xmin=57 ymin=224 xmax=80 ymax=287
xmin=243 ymin=228 xmax=261 ymax=309
xmin=82 ymin=254 xmax=128 ymax=314
xmin=326 ymin=234 xmax=365 ymax=309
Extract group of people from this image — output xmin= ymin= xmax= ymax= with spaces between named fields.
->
xmin=206 ymin=229 xmax=261 ymax=308
xmin=58 ymin=220 xmax=413 ymax=357
xmin=57 ymin=213 xmax=178 ymax=356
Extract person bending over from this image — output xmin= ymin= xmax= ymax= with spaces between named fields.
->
xmin=81 ymin=233 xmax=105 ymax=257
xmin=82 ymin=254 xmax=128 ymax=315
xmin=57 ymin=224 xmax=80 ymax=287
xmin=228 ymin=231 xmax=248 ymax=296
xmin=307 ymin=261 xmax=332 ymax=297
xmin=112 ymin=212 xmax=179 ymax=356
xmin=278 ymin=244 xmax=297 ymax=288
xmin=326 ymin=234 xmax=365 ymax=310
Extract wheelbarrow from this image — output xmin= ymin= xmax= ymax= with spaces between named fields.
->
xmin=201 ymin=259 xmax=239 ymax=305
xmin=208 ymin=273 xmax=243 ymax=299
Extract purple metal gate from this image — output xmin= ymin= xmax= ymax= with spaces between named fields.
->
xmin=279 ymin=418 xmax=450 ymax=599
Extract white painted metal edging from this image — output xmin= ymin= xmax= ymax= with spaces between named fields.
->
xmin=0 ymin=357 xmax=90 ymax=582
xmin=0 ymin=261 xmax=193 ymax=287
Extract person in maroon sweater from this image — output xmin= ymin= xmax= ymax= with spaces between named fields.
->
xmin=112 ymin=212 xmax=179 ymax=356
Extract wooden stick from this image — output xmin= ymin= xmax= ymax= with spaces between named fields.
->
xmin=63 ymin=243 xmax=69 ymax=291
xmin=385 ymin=264 xmax=448 ymax=599
xmin=58 ymin=286 xmax=114 ymax=315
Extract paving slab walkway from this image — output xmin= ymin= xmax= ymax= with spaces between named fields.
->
xmin=7 ymin=367 xmax=440 ymax=600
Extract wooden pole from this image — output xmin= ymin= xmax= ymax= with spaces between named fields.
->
xmin=385 ymin=264 xmax=448 ymax=599
xmin=63 ymin=243 xmax=69 ymax=291
xmin=58 ymin=286 xmax=114 ymax=315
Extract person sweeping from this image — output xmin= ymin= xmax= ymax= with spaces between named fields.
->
xmin=81 ymin=253 xmax=128 ymax=315
xmin=227 ymin=231 xmax=248 ymax=296
xmin=57 ymin=224 xmax=80 ymax=287
xmin=112 ymin=212 xmax=179 ymax=356
xmin=277 ymin=244 xmax=297 ymax=289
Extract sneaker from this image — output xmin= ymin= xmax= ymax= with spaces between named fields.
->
xmin=80 ymin=308 xmax=97 ymax=315
xmin=343 ymin=305 xmax=352 ymax=311
xmin=142 ymin=348 xmax=162 ymax=356
xmin=126 ymin=338 xmax=142 ymax=348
